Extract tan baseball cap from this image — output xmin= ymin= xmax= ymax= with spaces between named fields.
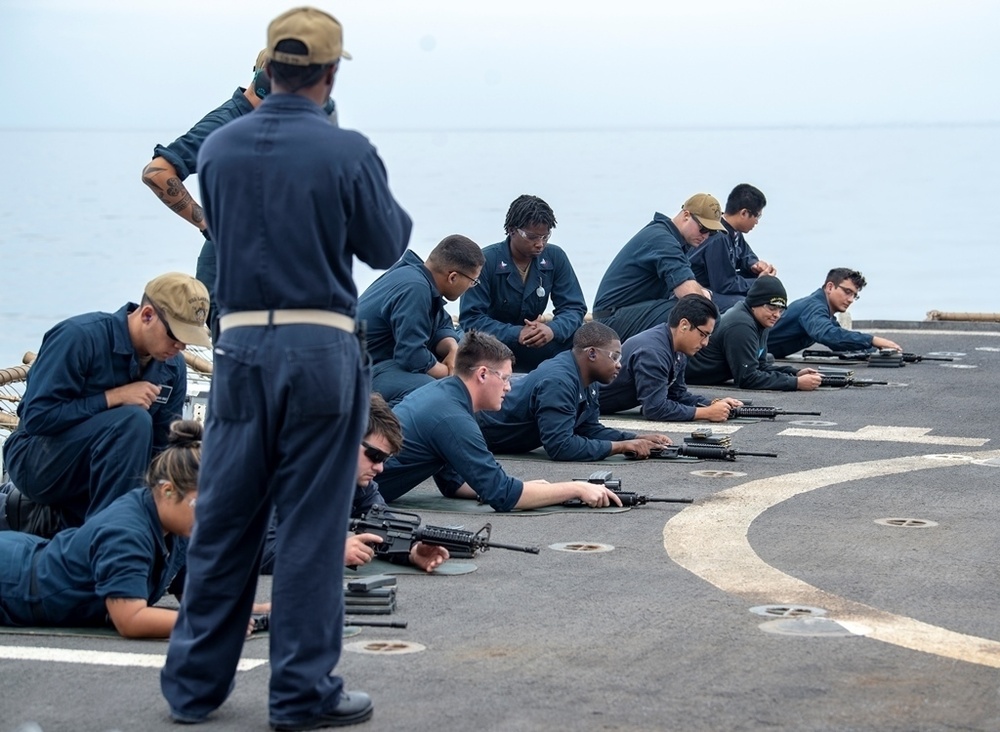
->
xmin=681 ymin=193 xmax=727 ymax=232
xmin=254 ymin=48 xmax=269 ymax=72
xmin=144 ymin=273 xmax=212 ymax=347
xmin=267 ymin=7 xmax=352 ymax=67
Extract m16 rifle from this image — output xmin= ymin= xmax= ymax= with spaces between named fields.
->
xmin=818 ymin=369 xmax=889 ymax=387
xmin=567 ymin=470 xmax=693 ymax=505
xmin=727 ymin=406 xmax=821 ymax=420
xmin=803 ymin=349 xmax=953 ymax=366
xmin=349 ymin=505 xmax=540 ymax=559
xmin=646 ymin=444 xmax=778 ymax=461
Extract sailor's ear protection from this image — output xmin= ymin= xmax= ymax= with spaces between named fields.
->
xmin=588 ymin=349 xmax=597 ymax=361
xmin=252 ymin=67 xmax=271 ymax=99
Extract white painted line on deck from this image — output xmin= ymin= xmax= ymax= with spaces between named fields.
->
xmin=664 ymin=449 xmax=1000 ymax=668
xmin=0 ymin=646 xmax=267 ymax=671
xmin=779 ymin=425 xmax=989 ymax=447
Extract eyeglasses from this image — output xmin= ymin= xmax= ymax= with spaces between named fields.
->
xmin=745 ymin=210 xmax=762 ymax=220
xmin=485 ymin=368 xmax=513 ymax=384
xmin=150 ymin=302 xmax=181 ymax=343
xmin=361 ymin=440 xmax=394 ymax=465
xmin=592 ymin=347 xmax=623 ymax=364
xmin=835 ymin=283 xmax=861 ymax=301
xmin=763 ymin=303 xmax=787 ymax=314
xmin=693 ymin=325 xmax=713 ymax=342
xmin=453 ymin=271 xmax=480 ymax=288
xmin=516 ymin=228 xmax=551 ymax=244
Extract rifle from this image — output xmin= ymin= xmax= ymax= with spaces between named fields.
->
xmin=349 ymin=505 xmax=540 ymax=559
xmin=819 ymin=372 xmax=889 ymax=388
xmin=728 ymin=406 xmax=821 ymax=420
xmin=803 ymin=349 xmax=953 ymax=365
xmin=251 ymin=613 xmax=408 ymax=633
xmin=568 ymin=470 xmax=693 ymax=505
xmin=652 ymin=444 xmax=777 ymax=461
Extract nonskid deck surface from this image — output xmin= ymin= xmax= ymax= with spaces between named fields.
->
xmin=3 ymin=327 xmax=1000 ymax=732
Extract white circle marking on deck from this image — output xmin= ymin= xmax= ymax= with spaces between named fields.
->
xmin=663 ymin=449 xmax=1000 ymax=668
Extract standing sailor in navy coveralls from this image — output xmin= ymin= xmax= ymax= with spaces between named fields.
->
xmin=142 ymin=48 xmax=341 ymax=341
xmin=161 ymin=8 xmax=411 ymax=730
xmin=459 ymin=195 xmax=586 ymax=372
xmin=1 ymin=273 xmax=208 ymax=536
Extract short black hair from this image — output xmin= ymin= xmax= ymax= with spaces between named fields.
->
xmin=426 ymin=234 xmax=485 ymax=273
xmin=269 ymin=40 xmax=335 ymax=92
xmin=725 ymin=184 xmax=767 ymax=217
xmin=455 ymin=331 xmax=514 ymax=373
xmin=825 ymin=268 xmax=867 ymax=291
xmin=572 ymin=321 xmax=619 ymax=350
xmin=668 ymin=294 xmax=719 ymax=328
xmin=503 ymin=195 xmax=557 ymax=235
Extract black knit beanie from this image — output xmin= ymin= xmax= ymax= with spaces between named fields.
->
xmin=745 ymin=275 xmax=787 ymax=308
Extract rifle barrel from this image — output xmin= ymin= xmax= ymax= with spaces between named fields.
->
xmin=345 ymin=618 xmax=409 ymax=628
xmin=487 ymin=541 xmax=541 ymax=554
xmin=732 ymin=450 xmax=779 ymax=458
xmin=644 ymin=496 xmax=695 ymax=504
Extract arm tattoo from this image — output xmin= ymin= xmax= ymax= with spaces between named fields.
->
xmin=169 ymin=191 xmax=193 ymax=214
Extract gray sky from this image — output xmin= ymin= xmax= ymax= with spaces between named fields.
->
xmin=3 ymin=0 xmax=999 ymax=131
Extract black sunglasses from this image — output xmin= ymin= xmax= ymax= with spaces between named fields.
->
xmin=150 ymin=302 xmax=180 ymax=342
xmin=361 ymin=440 xmax=393 ymax=464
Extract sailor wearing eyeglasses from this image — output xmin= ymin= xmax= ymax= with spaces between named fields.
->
xmin=477 ymin=322 xmax=671 ymax=460
xmin=359 ymin=235 xmax=485 ymax=406
xmin=686 ymin=277 xmax=823 ymax=391
xmin=459 ymin=195 xmax=587 ymax=373
xmin=592 ymin=193 xmax=722 ymax=343
xmin=767 ymin=268 xmax=902 ymax=359
xmin=600 ymin=295 xmax=744 ymax=422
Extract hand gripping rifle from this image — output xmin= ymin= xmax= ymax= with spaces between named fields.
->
xmin=349 ymin=505 xmax=540 ymax=559
xmin=567 ymin=470 xmax=693 ymax=505
xmin=803 ymin=349 xmax=953 ymax=365
xmin=728 ymin=406 xmax=821 ymax=420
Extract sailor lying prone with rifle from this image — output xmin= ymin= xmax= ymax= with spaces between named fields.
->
xmin=260 ymin=394 xmax=451 ymax=574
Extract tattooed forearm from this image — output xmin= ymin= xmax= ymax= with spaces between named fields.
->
xmin=192 ymin=205 xmax=205 ymax=224
xmin=141 ymin=164 xmax=167 ymax=194
xmin=169 ymin=191 xmax=194 ymax=214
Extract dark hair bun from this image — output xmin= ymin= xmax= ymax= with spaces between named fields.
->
xmin=167 ymin=419 xmax=204 ymax=448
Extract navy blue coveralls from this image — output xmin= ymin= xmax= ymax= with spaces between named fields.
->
xmin=685 ymin=302 xmax=800 ymax=390
xmin=377 ymin=377 xmax=525 ymax=512
xmin=153 ymin=88 xmax=255 ymax=337
xmin=161 ymin=93 xmax=410 ymax=726
xmin=768 ymin=287 xmax=876 ymax=358
xmin=0 ymin=488 xmax=186 ymax=628
xmin=459 ymin=239 xmax=586 ymax=372
xmin=599 ymin=324 xmax=707 ymax=421
xmin=2 ymin=305 xmax=186 ymax=525
xmin=592 ymin=213 xmax=697 ymax=342
xmin=688 ymin=219 xmax=761 ymax=313
xmin=477 ymin=350 xmax=636 ymax=460
xmin=357 ymin=250 xmax=461 ymax=405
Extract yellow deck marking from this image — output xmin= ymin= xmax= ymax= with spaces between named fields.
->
xmin=664 ymin=449 xmax=1000 ymax=668
xmin=779 ymin=425 xmax=989 ymax=447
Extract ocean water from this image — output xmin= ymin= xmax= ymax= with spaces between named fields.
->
xmin=1 ymin=124 xmax=996 ymax=367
